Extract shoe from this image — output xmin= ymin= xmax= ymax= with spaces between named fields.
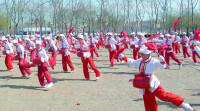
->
xmin=46 ymin=82 xmax=53 ymax=88
xmin=189 ymin=57 xmax=192 ymax=59
xmin=8 ymin=69 xmax=14 ymax=71
xmin=83 ymin=78 xmax=90 ymax=80
xmin=28 ymin=74 xmax=32 ymax=78
xmin=179 ymin=64 xmax=182 ymax=69
xmin=21 ymin=75 xmax=30 ymax=79
xmin=40 ymin=85 xmax=47 ymax=88
xmin=61 ymin=70 xmax=67 ymax=73
xmin=164 ymin=66 xmax=170 ymax=69
xmin=181 ymin=103 xmax=193 ymax=111
xmin=96 ymin=77 xmax=99 ymax=80
xmin=194 ymin=63 xmax=199 ymax=66
xmin=70 ymin=70 xmax=75 ymax=73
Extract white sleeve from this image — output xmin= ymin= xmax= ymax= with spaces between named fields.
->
xmin=127 ymin=58 xmax=141 ymax=68
xmin=43 ymin=49 xmax=49 ymax=63
xmin=52 ymin=42 xmax=57 ymax=51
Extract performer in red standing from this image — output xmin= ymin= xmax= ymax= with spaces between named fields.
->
xmin=12 ymin=40 xmax=32 ymax=78
xmin=190 ymin=33 xmax=200 ymax=65
xmin=25 ymin=38 xmax=36 ymax=62
xmin=180 ymin=32 xmax=191 ymax=60
xmin=173 ymin=32 xmax=181 ymax=54
xmin=154 ymin=34 xmax=182 ymax=69
xmin=59 ymin=34 xmax=75 ymax=73
xmin=75 ymin=35 xmax=100 ymax=80
xmin=45 ymin=37 xmax=58 ymax=66
xmin=118 ymin=44 xmax=193 ymax=111
xmin=130 ymin=32 xmax=139 ymax=60
xmin=2 ymin=37 xmax=14 ymax=71
xmin=88 ymin=34 xmax=99 ymax=58
xmin=105 ymin=33 xmax=118 ymax=67
xmin=32 ymin=40 xmax=53 ymax=88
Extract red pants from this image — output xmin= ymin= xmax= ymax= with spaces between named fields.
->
xmin=52 ymin=51 xmax=57 ymax=64
xmin=143 ymin=85 xmax=184 ymax=111
xmin=109 ymin=50 xmax=117 ymax=66
xmin=62 ymin=55 xmax=75 ymax=71
xmin=132 ymin=49 xmax=138 ymax=60
xmin=175 ymin=43 xmax=181 ymax=54
xmin=5 ymin=54 xmax=13 ymax=70
xmin=165 ymin=51 xmax=182 ymax=67
xmin=172 ymin=43 xmax=175 ymax=51
xmin=19 ymin=59 xmax=32 ymax=76
xmin=90 ymin=47 xmax=99 ymax=58
xmin=192 ymin=51 xmax=200 ymax=63
xmin=81 ymin=56 xmax=100 ymax=79
xmin=30 ymin=50 xmax=35 ymax=62
xmin=182 ymin=46 xmax=191 ymax=58
xmin=158 ymin=49 xmax=165 ymax=57
xmin=37 ymin=62 xmax=53 ymax=86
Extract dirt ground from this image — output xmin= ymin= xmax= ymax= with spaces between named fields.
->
xmin=0 ymin=47 xmax=200 ymax=111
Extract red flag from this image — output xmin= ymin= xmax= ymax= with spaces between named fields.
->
xmin=120 ymin=30 xmax=128 ymax=38
xmin=147 ymin=32 xmax=160 ymax=41
xmin=112 ymin=30 xmax=115 ymax=33
xmin=100 ymin=29 xmax=104 ymax=32
xmin=36 ymin=32 xmax=40 ymax=34
xmin=0 ymin=32 xmax=3 ymax=35
xmin=174 ymin=17 xmax=182 ymax=31
xmin=10 ymin=28 xmax=12 ymax=36
xmin=165 ymin=29 xmax=170 ymax=34
xmin=147 ymin=35 xmax=154 ymax=41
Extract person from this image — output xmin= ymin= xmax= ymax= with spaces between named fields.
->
xmin=118 ymin=44 xmax=193 ymax=111
xmin=130 ymin=32 xmax=139 ymax=60
xmin=12 ymin=40 xmax=32 ymax=78
xmin=190 ymin=33 xmax=200 ymax=65
xmin=88 ymin=34 xmax=99 ymax=58
xmin=45 ymin=37 xmax=58 ymax=66
xmin=154 ymin=34 xmax=182 ymax=69
xmin=2 ymin=37 xmax=14 ymax=71
xmin=33 ymin=40 xmax=53 ymax=88
xmin=59 ymin=34 xmax=75 ymax=73
xmin=105 ymin=33 xmax=118 ymax=67
xmin=135 ymin=33 xmax=147 ymax=58
xmin=75 ymin=35 xmax=100 ymax=80
xmin=180 ymin=32 xmax=191 ymax=60
xmin=25 ymin=38 xmax=36 ymax=61
xmin=173 ymin=32 xmax=181 ymax=54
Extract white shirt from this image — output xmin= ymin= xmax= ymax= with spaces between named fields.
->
xmin=27 ymin=41 xmax=36 ymax=50
xmin=45 ymin=39 xmax=57 ymax=51
xmin=59 ymin=39 xmax=71 ymax=56
xmin=135 ymin=39 xmax=147 ymax=47
xmin=16 ymin=45 xmax=26 ymax=59
xmin=75 ymin=40 xmax=91 ymax=58
xmin=88 ymin=38 xmax=98 ymax=47
xmin=4 ymin=42 xmax=14 ymax=54
xmin=105 ymin=37 xmax=117 ymax=51
xmin=190 ymin=40 xmax=200 ymax=51
xmin=34 ymin=48 xmax=49 ymax=63
xmin=127 ymin=56 xmax=165 ymax=93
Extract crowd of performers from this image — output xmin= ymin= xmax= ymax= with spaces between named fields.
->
xmin=1 ymin=28 xmax=198 ymax=111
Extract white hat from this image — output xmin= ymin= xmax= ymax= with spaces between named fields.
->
xmin=35 ymin=34 xmax=40 ymax=38
xmin=165 ymin=34 xmax=170 ymax=37
xmin=160 ymin=35 xmax=164 ymax=38
xmin=84 ymin=33 xmax=88 ymax=36
xmin=35 ymin=40 xmax=42 ymax=45
xmin=183 ymin=32 xmax=186 ymax=35
xmin=1 ymin=37 xmax=7 ymax=41
xmin=12 ymin=40 xmax=18 ymax=44
xmin=190 ymin=32 xmax=193 ymax=35
xmin=25 ymin=38 xmax=30 ymax=41
xmin=77 ymin=35 xmax=84 ymax=39
xmin=114 ymin=33 xmax=118 ymax=36
xmin=46 ymin=37 xmax=51 ymax=40
xmin=131 ymin=32 xmax=135 ymax=35
xmin=89 ymin=33 xmax=93 ymax=36
xmin=70 ymin=33 xmax=74 ymax=36
xmin=175 ymin=32 xmax=178 ymax=34
xmin=138 ymin=32 xmax=144 ymax=36
xmin=139 ymin=45 xmax=151 ymax=54
xmin=6 ymin=35 xmax=10 ymax=37
xmin=60 ymin=34 xmax=65 ymax=37
xmin=107 ymin=32 xmax=112 ymax=36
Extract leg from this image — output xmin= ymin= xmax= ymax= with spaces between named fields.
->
xmin=30 ymin=50 xmax=35 ymax=62
xmin=185 ymin=47 xmax=191 ymax=57
xmin=192 ymin=51 xmax=197 ymax=63
xmin=52 ymin=51 xmax=57 ymax=64
xmin=165 ymin=52 xmax=170 ymax=67
xmin=62 ymin=55 xmax=68 ymax=71
xmin=170 ymin=52 xmax=182 ymax=65
xmin=143 ymin=89 xmax=158 ymax=111
xmin=38 ymin=64 xmax=46 ymax=86
xmin=93 ymin=47 xmax=99 ymax=57
xmin=42 ymin=62 xmax=53 ymax=83
xmin=90 ymin=48 xmax=94 ymax=58
xmin=153 ymin=85 xmax=184 ymax=107
xmin=88 ymin=57 xmax=100 ymax=77
xmin=5 ymin=55 xmax=13 ymax=70
xmin=182 ymin=46 xmax=186 ymax=58
xmin=81 ymin=58 xmax=90 ymax=79
xmin=66 ymin=55 xmax=75 ymax=71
